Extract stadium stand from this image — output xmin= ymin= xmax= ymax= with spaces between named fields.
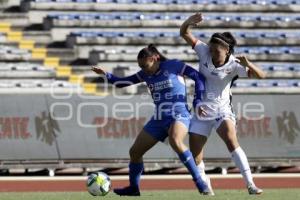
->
xmin=0 ymin=0 xmax=299 ymax=174
xmin=0 ymin=0 xmax=298 ymax=100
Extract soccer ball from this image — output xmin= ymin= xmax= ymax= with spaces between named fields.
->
xmin=87 ymin=172 xmax=111 ymax=196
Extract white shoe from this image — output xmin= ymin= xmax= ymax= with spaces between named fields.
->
xmin=202 ymin=176 xmax=215 ymax=196
xmin=248 ymin=184 xmax=263 ymax=195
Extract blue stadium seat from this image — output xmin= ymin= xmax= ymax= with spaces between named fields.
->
xmin=55 ymin=0 xmax=73 ymax=2
xmin=285 ymin=47 xmax=300 ymax=54
xmin=252 ymin=80 xmax=273 ymax=87
xmin=71 ymin=32 xmax=98 ymax=37
xmin=77 ymin=14 xmax=97 ymax=20
xmin=119 ymin=32 xmax=138 ymax=37
xmin=139 ymin=32 xmax=159 ymax=37
xmin=195 ymin=32 xmax=211 ymax=38
xmin=160 ymin=32 xmax=178 ymax=37
xmin=256 ymin=15 xmax=276 ymax=21
xmin=232 ymin=80 xmax=254 ymax=88
xmin=94 ymin=14 xmax=108 ymax=20
xmin=261 ymin=32 xmax=282 ymax=38
xmin=292 ymin=65 xmax=300 ymax=71
xmin=263 ymin=47 xmax=282 ymax=54
xmin=114 ymin=0 xmax=134 ymax=3
xmin=99 ymin=32 xmax=118 ymax=37
xmin=76 ymin=0 xmax=94 ymax=2
xmin=115 ymin=13 xmax=135 ymax=20
xmin=239 ymin=32 xmax=261 ymax=38
xmin=236 ymin=47 xmax=260 ymax=54
xmin=272 ymin=80 xmax=290 ymax=87
xmin=232 ymin=0 xmax=254 ymax=5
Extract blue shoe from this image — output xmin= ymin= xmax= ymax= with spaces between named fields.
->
xmin=113 ymin=186 xmax=141 ymax=196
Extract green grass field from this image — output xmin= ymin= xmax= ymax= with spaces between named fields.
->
xmin=0 ymin=189 xmax=299 ymax=200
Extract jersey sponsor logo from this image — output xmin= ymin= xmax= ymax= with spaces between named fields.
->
xmin=152 ymin=79 xmax=173 ymax=91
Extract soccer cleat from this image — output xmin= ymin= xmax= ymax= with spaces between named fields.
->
xmin=195 ymin=178 xmax=214 ymax=196
xmin=113 ymin=186 xmax=141 ymax=196
xmin=248 ymin=184 xmax=263 ymax=195
xmin=202 ymin=176 xmax=215 ymax=196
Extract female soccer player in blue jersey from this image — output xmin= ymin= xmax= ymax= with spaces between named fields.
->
xmin=180 ymin=13 xmax=266 ymax=195
xmin=92 ymin=44 xmax=211 ymax=196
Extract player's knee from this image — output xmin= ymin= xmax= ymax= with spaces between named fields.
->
xmin=168 ymin=136 xmax=184 ymax=152
xmin=225 ymin=139 xmax=239 ymax=152
xmin=169 ymin=135 xmax=181 ymax=145
xmin=129 ymin=146 xmax=140 ymax=161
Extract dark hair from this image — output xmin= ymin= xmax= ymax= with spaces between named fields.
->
xmin=137 ymin=44 xmax=168 ymax=61
xmin=209 ymin=32 xmax=237 ymax=54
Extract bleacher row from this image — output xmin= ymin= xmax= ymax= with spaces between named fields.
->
xmin=21 ymin=0 xmax=300 ymax=4
xmin=45 ymin=13 xmax=300 ymax=22
xmin=44 ymin=13 xmax=300 ymax=30
xmin=0 ymin=79 xmax=81 ymax=93
xmin=68 ymin=31 xmax=300 ymax=39
xmin=87 ymin=46 xmax=300 ymax=65
xmin=0 ymin=0 xmax=299 ymax=94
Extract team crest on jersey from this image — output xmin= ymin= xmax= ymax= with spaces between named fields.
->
xmin=163 ymin=70 xmax=169 ymax=77
xmin=148 ymin=83 xmax=154 ymax=91
xmin=224 ymin=67 xmax=233 ymax=74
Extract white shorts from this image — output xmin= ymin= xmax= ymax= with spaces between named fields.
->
xmin=189 ymin=112 xmax=236 ymax=137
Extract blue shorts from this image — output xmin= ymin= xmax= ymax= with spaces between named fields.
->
xmin=143 ymin=113 xmax=190 ymax=142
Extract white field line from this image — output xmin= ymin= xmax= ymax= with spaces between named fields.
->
xmin=0 ymin=174 xmax=300 ymax=181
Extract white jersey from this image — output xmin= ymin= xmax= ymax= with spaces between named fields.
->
xmin=193 ymin=40 xmax=248 ymax=119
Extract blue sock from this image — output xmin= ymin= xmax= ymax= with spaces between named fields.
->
xmin=129 ymin=162 xmax=144 ymax=189
xmin=178 ymin=150 xmax=206 ymax=191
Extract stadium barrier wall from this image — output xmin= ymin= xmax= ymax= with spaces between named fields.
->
xmin=0 ymin=93 xmax=299 ymax=161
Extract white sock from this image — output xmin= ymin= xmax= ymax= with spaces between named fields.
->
xmin=231 ymin=147 xmax=254 ymax=187
xmin=197 ymin=160 xmax=208 ymax=183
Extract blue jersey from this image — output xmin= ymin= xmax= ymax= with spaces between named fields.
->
xmin=106 ymin=59 xmax=205 ymax=118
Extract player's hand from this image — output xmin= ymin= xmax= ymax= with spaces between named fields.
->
xmin=197 ymin=106 xmax=207 ymax=117
xmin=91 ymin=66 xmax=106 ymax=75
xmin=186 ymin=13 xmax=203 ymax=26
xmin=236 ymin=55 xmax=251 ymax=68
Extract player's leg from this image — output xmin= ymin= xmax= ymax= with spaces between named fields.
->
xmin=113 ymin=129 xmax=158 ymax=196
xmin=189 ymin=118 xmax=214 ymax=195
xmin=216 ymin=119 xmax=263 ymax=195
xmin=168 ymin=120 xmax=212 ymax=195
xmin=189 ymin=135 xmax=209 ymax=177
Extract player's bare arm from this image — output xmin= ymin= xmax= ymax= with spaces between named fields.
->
xmin=236 ymin=55 xmax=267 ymax=79
xmin=91 ymin=66 xmax=106 ymax=75
xmin=180 ymin=13 xmax=203 ymax=47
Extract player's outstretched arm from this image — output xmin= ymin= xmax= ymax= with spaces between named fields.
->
xmin=180 ymin=13 xmax=203 ymax=47
xmin=91 ymin=66 xmax=142 ymax=88
xmin=236 ymin=56 xmax=267 ymax=79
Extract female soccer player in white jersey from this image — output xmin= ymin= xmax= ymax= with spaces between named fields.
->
xmin=180 ymin=13 xmax=266 ymax=195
